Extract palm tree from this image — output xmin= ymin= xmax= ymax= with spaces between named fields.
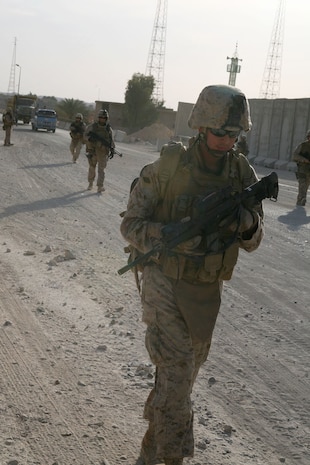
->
xmin=56 ymin=98 xmax=90 ymax=122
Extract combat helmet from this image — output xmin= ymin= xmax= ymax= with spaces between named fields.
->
xmin=98 ymin=109 xmax=109 ymax=119
xmin=188 ymin=84 xmax=252 ymax=132
xmin=75 ymin=113 xmax=83 ymax=120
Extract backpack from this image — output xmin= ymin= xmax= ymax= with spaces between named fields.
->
xmin=121 ymin=141 xmax=187 ymax=291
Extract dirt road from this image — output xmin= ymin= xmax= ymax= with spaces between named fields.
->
xmin=0 ymin=126 xmax=308 ymax=465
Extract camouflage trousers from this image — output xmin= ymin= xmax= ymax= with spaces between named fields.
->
xmin=141 ymin=265 xmax=222 ymax=461
xmin=296 ymin=165 xmax=310 ymax=205
xmin=4 ymin=126 xmax=12 ymax=145
xmin=70 ymin=138 xmax=83 ymax=160
xmin=87 ymin=149 xmax=108 ymax=188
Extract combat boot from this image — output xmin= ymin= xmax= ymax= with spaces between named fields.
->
xmin=296 ymin=198 xmax=306 ymax=206
xmin=87 ymin=182 xmax=93 ymax=190
xmin=97 ymin=186 xmax=105 ymax=193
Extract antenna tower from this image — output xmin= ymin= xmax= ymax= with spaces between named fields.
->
xmin=146 ymin=0 xmax=168 ymax=104
xmin=259 ymin=0 xmax=286 ymax=98
xmin=7 ymin=37 xmax=17 ymax=94
xmin=227 ymin=43 xmax=242 ymax=86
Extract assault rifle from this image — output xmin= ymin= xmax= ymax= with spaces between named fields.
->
xmin=88 ymin=131 xmax=123 ymax=157
xmin=117 ymin=172 xmax=279 ymax=275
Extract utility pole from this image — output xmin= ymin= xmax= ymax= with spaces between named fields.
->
xmin=227 ymin=43 xmax=242 ymax=86
xmin=16 ymin=64 xmax=21 ymax=95
xmin=145 ymin=0 xmax=168 ymax=105
xmin=259 ymin=0 xmax=286 ymax=98
xmin=7 ymin=37 xmax=17 ymax=94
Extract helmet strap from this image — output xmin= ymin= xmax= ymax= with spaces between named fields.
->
xmin=198 ymin=132 xmax=227 ymax=158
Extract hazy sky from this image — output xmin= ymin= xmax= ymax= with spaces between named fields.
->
xmin=1 ymin=0 xmax=309 ymax=110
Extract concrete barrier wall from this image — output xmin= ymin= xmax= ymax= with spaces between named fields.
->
xmin=247 ymin=99 xmax=310 ymax=170
xmin=174 ymin=98 xmax=310 ymax=171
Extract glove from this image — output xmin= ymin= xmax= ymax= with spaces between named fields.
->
xmin=174 ymin=236 xmax=202 ymax=254
xmin=238 ymin=207 xmax=259 ymax=233
xmin=161 ymin=218 xmax=202 ymax=254
xmin=161 ymin=217 xmax=192 ymax=243
xmin=109 ymin=148 xmax=115 ymax=159
xmin=221 ymin=207 xmax=259 ymax=234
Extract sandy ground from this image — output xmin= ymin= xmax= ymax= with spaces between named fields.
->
xmin=0 ymin=125 xmax=309 ymax=465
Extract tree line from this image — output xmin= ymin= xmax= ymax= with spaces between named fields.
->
xmin=1 ymin=73 xmax=163 ymax=135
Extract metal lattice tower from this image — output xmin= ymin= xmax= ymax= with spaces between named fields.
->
xmin=227 ymin=43 xmax=242 ymax=87
xmin=146 ymin=0 xmax=168 ymax=104
xmin=7 ymin=37 xmax=17 ymax=94
xmin=259 ymin=0 xmax=286 ymax=98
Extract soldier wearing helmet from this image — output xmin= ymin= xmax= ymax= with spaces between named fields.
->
xmin=120 ymin=85 xmax=264 ymax=465
xmin=292 ymin=129 xmax=310 ymax=206
xmin=2 ymin=107 xmax=14 ymax=146
xmin=69 ymin=113 xmax=86 ymax=163
xmin=84 ymin=109 xmax=115 ymax=193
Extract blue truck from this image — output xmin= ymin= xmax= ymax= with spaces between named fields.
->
xmin=31 ymin=109 xmax=57 ymax=132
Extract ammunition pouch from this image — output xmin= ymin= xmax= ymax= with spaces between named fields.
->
xmin=160 ymin=243 xmax=239 ymax=283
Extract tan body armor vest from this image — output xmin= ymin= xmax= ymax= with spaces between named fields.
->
xmin=153 ymin=141 xmax=254 ymax=283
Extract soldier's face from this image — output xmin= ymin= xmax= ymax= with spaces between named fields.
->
xmin=206 ymin=129 xmax=237 ymax=154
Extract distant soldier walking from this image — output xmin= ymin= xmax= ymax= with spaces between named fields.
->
xmin=292 ymin=129 xmax=310 ymax=206
xmin=84 ymin=109 xmax=115 ymax=193
xmin=2 ymin=107 xmax=14 ymax=146
xmin=69 ymin=113 xmax=86 ymax=163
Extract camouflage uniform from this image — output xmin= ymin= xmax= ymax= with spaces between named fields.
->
xmin=84 ymin=110 xmax=115 ymax=192
xmin=69 ymin=114 xmax=86 ymax=162
xmin=2 ymin=109 xmax=14 ymax=146
xmin=292 ymin=134 xmax=310 ymax=206
xmin=121 ymin=87 xmax=264 ymax=463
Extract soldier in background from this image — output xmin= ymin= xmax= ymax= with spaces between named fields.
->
xmin=69 ymin=113 xmax=86 ymax=163
xmin=121 ymin=85 xmax=264 ymax=465
xmin=84 ymin=109 xmax=115 ymax=193
xmin=2 ymin=107 xmax=14 ymax=146
xmin=292 ymin=129 xmax=310 ymax=206
xmin=235 ymin=134 xmax=249 ymax=157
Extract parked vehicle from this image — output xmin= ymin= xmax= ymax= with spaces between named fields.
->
xmin=8 ymin=94 xmax=37 ymax=124
xmin=31 ymin=109 xmax=57 ymax=132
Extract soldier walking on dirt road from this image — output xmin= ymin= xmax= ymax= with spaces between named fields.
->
xmin=69 ymin=113 xmax=86 ymax=163
xmin=292 ymin=129 xmax=310 ymax=206
xmin=84 ymin=109 xmax=115 ymax=193
xmin=2 ymin=107 xmax=14 ymax=146
xmin=120 ymin=84 xmax=265 ymax=465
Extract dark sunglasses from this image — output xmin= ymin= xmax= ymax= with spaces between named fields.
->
xmin=210 ymin=128 xmax=240 ymax=138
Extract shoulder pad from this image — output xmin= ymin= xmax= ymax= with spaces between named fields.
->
xmin=160 ymin=140 xmax=186 ymax=158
